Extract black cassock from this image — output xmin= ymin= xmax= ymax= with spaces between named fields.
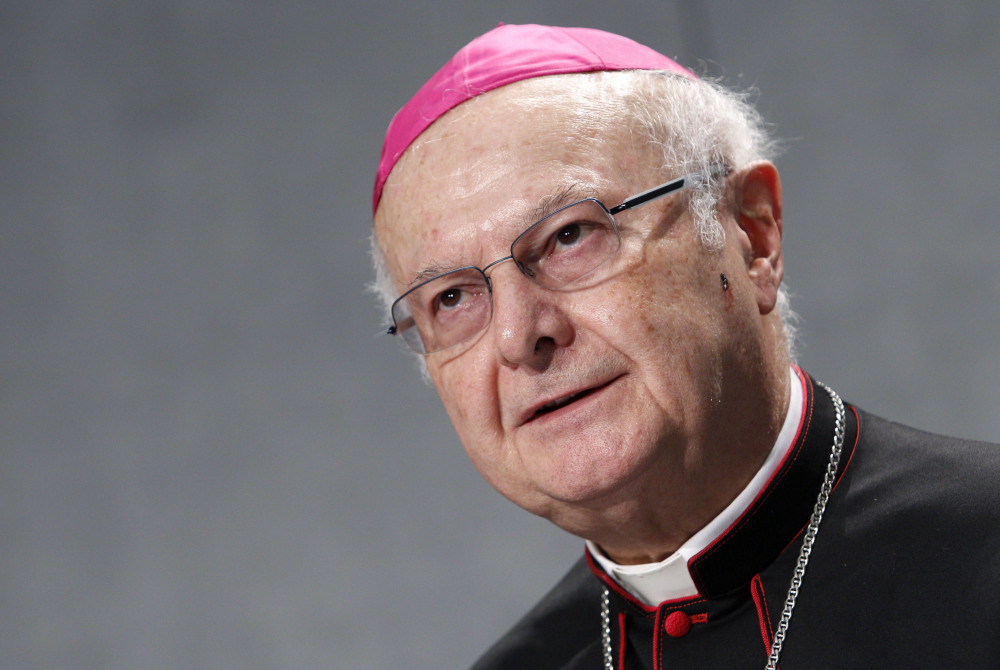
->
xmin=472 ymin=371 xmax=1000 ymax=669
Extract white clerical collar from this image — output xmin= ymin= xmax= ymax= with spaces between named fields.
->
xmin=586 ymin=366 xmax=806 ymax=606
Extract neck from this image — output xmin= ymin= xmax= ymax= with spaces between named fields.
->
xmin=576 ymin=350 xmax=792 ymax=565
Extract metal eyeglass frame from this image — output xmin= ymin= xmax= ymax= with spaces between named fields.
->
xmin=386 ymin=166 xmax=725 ymax=354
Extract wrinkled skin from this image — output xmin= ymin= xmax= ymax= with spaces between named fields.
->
xmin=375 ymin=77 xmax=789 ymax=564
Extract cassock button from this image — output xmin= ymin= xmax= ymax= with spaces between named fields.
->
xmin=664 ymin=611 xmax=692 ymax=638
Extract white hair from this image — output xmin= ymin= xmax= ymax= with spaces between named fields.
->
xmin=622 ymin=70 xmax=798 ymax=359
xmin=370 ymin=69 xmax=799 ymax=361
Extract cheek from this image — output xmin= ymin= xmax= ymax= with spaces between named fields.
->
xmin=430 ymin=354 xmax=502 ymax=447
xmin=431 ymin=357 xmax=536 ymax=502
xmin=586 ymin=248 xmax=737 ymax=388
xmin=592 ymin=258 xmax=693 ymax=342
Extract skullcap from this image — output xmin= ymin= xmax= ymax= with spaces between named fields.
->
xmin=373 ymin=23 xmax=693 ymax=214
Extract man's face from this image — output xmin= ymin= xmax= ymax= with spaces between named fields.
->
xmin=375 ymin=79 xmax=779 ymax=537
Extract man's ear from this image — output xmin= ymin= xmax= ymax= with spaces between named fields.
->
xmin=733 ymin=161 xmax=784 ymax=315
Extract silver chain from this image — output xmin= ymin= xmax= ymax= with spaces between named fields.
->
xmin=600 ymin=383 xmax=845 ymax=670
xmin=764 ymin=382 xmax=844 ymax=669
xmin=601 ymin=588 xmax=613 ymax=670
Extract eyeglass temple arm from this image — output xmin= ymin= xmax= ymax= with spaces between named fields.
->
xmin=608 ymin=165 xmax=729 ymax=215
xmin=387 ymin=311 xmax=418 ymax=336
xmin=609 ymin=179 xmax=687 ymax=214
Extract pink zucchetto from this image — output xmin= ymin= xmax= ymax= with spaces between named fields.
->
xmin=372 ymin=23 xmax=694 ymax=214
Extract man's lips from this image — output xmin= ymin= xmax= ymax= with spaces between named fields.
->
xmin=517 ymin=376 xmax=621 ymax=426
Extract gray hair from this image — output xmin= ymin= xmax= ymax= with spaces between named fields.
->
xmin=623 ymin=70 xmax=798 ymax=359
xmin=370 ymin=69 xmax=798 ymax=361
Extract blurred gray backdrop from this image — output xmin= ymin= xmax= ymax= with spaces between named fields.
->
xmin=3 ymin=2 xmax=998 ymax=668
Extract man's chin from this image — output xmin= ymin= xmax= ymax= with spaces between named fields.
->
xmin=527 ymin=451 xmax=655 ymax=513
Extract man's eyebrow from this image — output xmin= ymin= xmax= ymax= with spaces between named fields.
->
xmin=524 ymin=184 xmax=597 ymax=226
xmin=408 ymin=261 xmax=459 ymax=288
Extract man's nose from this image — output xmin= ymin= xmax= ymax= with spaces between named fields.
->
xmin=488 ymin=263 xmax=574 ymax=370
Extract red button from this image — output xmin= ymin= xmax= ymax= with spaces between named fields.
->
xmin=664 ymin=611 xmax=692 ymax=638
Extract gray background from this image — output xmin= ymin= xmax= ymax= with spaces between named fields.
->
xmin=3 ymin=2 xmax=998 ymax=668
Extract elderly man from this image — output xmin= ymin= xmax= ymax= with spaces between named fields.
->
xmin=371 ymin=24 xmax=1000 ymax=669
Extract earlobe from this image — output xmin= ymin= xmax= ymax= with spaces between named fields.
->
xmin=734 ymin=161 xmax=784 ymax=314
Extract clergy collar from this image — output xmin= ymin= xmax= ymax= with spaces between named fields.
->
xmin=586 ymin=367 xmax=859 ymax=607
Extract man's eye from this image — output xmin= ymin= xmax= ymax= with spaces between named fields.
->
xmin=551 ymin=221 xmax=600 ymax=251
xmin=555 ymin=223 xmax=582 ymax=247
xmin=437 ymin=287 xmax=464 ymax=310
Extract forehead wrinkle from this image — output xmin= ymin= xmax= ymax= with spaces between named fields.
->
xmin=385 ymin=88 xmax=633 ymax=294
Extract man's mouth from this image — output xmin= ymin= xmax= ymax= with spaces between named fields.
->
xmin=533 ymin=388 xmax=596 ymax=418
xmin=515 ymin=374 xmax=624 ymax=426
xmin=522 ymin=376 xmax=622 ymax=425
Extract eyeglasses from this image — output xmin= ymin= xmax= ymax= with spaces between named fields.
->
xmin=387 ymin=169 xmax=716 ymax=355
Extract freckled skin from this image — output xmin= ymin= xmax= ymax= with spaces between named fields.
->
xmin=375 ymin=75 xmax=789 ymax=565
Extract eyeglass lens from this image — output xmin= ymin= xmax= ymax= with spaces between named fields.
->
xmin=391 ymin=198 xmax=620 ymax=354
